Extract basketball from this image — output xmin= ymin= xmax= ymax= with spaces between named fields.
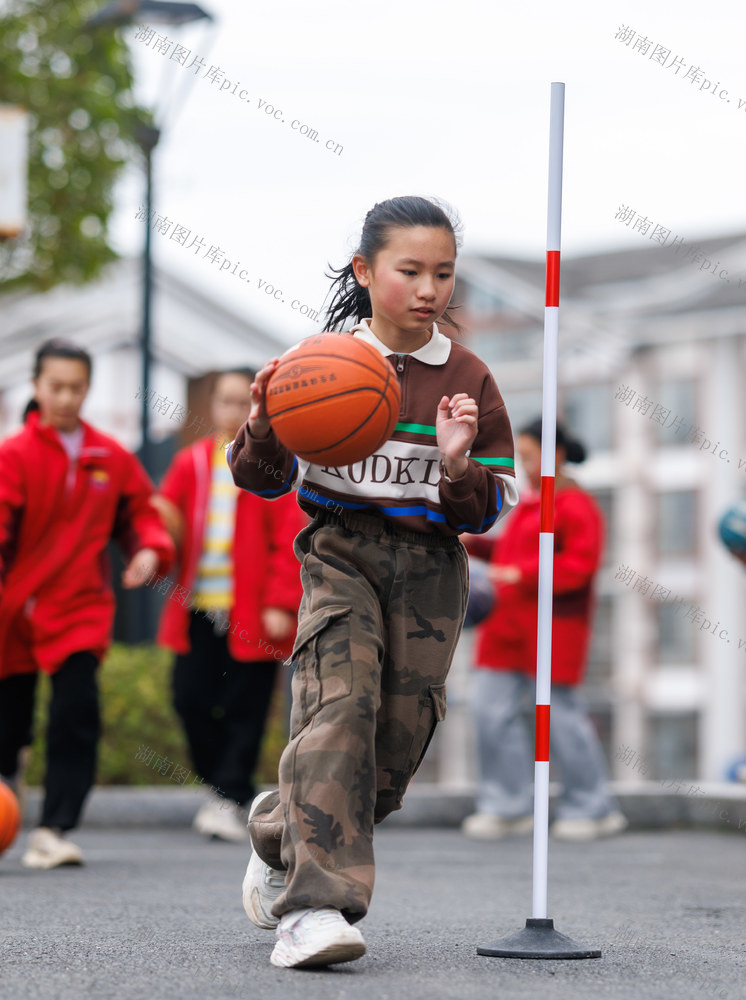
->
xmin=464 ymin=558 xmax=497 ymax=628
xmin=265 ymin=334 xmax=401 ymax=466
xmin=0 ymin=782 xmax=21 ymax=855
xmin=718 ymin=499 xmax=746 ymax=555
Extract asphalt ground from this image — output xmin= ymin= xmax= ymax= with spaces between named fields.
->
xmin=1 ymin=825 xmax=744 ymax=1000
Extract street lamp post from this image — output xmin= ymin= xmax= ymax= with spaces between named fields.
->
xmin=85 ymin=0 xmax=214 ymax=476
xmin=137 ymin=121 xmax=159 ymax=475
xmin=85 ymin=0 xmax=214 ymax=644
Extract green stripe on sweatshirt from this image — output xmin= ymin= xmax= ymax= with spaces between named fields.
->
xmin=395 ymin=424 xmax=515 ymax=468
xmin=473 ymin=456 xmax=515 ymax=468
xmin=395 ymin=421 xmax=437 ymax=436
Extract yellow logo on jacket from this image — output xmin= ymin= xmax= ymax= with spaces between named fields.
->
xmin=89 ymin=469 xmax=109 ymax=489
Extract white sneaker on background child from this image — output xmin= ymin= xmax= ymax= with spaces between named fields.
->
xmin=21 ymin=827 xmax=84 ymax=869
xmin=193 ymin=791 xmax=249 ymax=843
xmin=270 ymin=906 xmax=366 ymax=968
xmin=550 ymin=811 xmax=628 ymax=841
xmin=461 ymin=812 xmax=534 ymax=840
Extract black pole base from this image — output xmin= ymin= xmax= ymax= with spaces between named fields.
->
xmin=477 ymin=918 xmax=601 ymax=960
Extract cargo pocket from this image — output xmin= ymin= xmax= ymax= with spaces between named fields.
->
xmin=394 ymin=683 xmax=447 ymax=803
xmin=288 ymin=604 xmax=353 ymax=739
xmin=412 ymin=682 xmax=447 ymax=774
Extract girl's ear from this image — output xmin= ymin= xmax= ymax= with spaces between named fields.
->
xmin=352 ymin=254 xmax=371 ymax=288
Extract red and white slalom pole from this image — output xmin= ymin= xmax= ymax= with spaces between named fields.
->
xmin=477 ymin=82 xmax=600 ymax=961
xmin=532 ymin=79 xmax=564 ymax=922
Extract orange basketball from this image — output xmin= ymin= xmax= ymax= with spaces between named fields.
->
xmin=266 ymin=333 xmax=401 ymax=466
xmin=0 ymin=782 xmax=21 ymax=855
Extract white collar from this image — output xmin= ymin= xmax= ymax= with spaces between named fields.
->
xmin=349 ymin=318 xmax=452 ymax=366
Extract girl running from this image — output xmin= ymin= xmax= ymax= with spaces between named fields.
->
xmin=228 ymin=196 xmax=518 ymax=968
xmin=0 ymin=340 xmax=174 ymax=868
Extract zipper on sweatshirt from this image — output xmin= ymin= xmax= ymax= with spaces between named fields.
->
xmin=393 ymin=353 xmax=407 ymax=417
xmin=65 ymin=457 xmax=77 ymax=497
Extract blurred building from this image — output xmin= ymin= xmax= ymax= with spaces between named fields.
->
xmin=0 ymin=256 xmax=289 ymax=456
xmin=432 ymin=231 xmax=746 ymax=786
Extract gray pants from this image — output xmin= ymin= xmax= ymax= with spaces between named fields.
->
xmin=471 ymin=669 xmax=617 ymax=820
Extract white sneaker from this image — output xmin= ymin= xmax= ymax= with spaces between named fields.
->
xmin=242 ymin=790 xmax=286 ymax=929
xmin=550 ymin=811 xmax=628 ymax=842
xmin=21 ymin=827 xmax=84 ymax=869
xmin=461 ymin=812 xmax=534 ymax=840
xmin=193 ymin=792 xmax=250 ymax=843
xmin=270 ymin=907 xmax=366 ymax=968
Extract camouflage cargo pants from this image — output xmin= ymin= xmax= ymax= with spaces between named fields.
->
xmin=248 ymin=509 xmax=468 ymax=924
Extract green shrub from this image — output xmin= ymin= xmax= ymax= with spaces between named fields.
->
xmin=26 ymin=643 xmax=288 ymax=788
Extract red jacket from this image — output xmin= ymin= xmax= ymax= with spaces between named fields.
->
xmin=0 ymin=412 xmax=175 ymax=679
xmin=156 ymin=437 xmax=305 ymax=662
xmin=473 ymin=484 xmax=604 ymax=685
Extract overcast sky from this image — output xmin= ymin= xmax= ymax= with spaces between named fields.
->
xmin=109 ymin=0 xmax=746 ymax=347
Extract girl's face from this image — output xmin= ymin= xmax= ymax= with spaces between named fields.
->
xmin=353 ymin=225 xmax=456 ymax=341
xmin=517 ymin=434 xmax=542 ymax=490
xmin=210 ymin=373 xmax=253 ymax=437
xmin=34 ymin=358 xmax=90 ymax=433
xmin=516 ymin=433 xmax=567 ymax=490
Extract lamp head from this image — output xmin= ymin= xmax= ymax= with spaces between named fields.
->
xmin=86 ymin=1 xmax=213 ymax=30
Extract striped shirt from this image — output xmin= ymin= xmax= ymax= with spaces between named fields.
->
xmin=193 ymin=441 xmax=239 ymax=610
xmin=228 ymin=320 xmax=518 ymax=536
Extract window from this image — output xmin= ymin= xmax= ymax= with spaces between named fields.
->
xmin=651 ymin=378 xmax=697 ymax=446
xmin=655 ymin=602 xmax=696 ymax=663
xmin=562 ymin=384 xmax=613 ymax=453
xmin=500 ymin=389 xmax=543 ymax=437
xmin=474 ymin=326 xmax=541 ymax=365
xmin=656 ymin=490 xmax=697 ymax=556
xmin=467 ymin=286 xmax=503 ymax=314
xmin=585 ymin=594 xmax=613 ymax=686
xmin=647 ymin=712 xmax=698 ymax=780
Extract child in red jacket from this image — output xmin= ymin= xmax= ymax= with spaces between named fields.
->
xmin=0 ymin=339 xmax=175 ymax=868
xmin=462 ymin=418 xmax=626 ymax=842
xmin=154 ymin=370 xmax=304 ymax=842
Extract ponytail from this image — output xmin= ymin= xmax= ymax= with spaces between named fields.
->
xmin=322 ymin=261 xmax=373 ymax=333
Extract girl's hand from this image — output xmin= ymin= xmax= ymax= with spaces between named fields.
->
xmin=261 ymin=607 xmax=296 ymax=640
xmin=248 ymin=358 xmax=280 ymax=439
xmin=436 ymin=393 xmax=478 ymax=479
xmin=150 ymin=494 xmax=184 ymax=547
xmin=488 ymin=564 xmax=522 ymax=584
xmin=122 ymin=547 xmax=159 ymax=589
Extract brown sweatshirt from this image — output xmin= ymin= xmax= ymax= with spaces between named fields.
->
xmin=228 ymin=320 xmax=518 ymax=536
